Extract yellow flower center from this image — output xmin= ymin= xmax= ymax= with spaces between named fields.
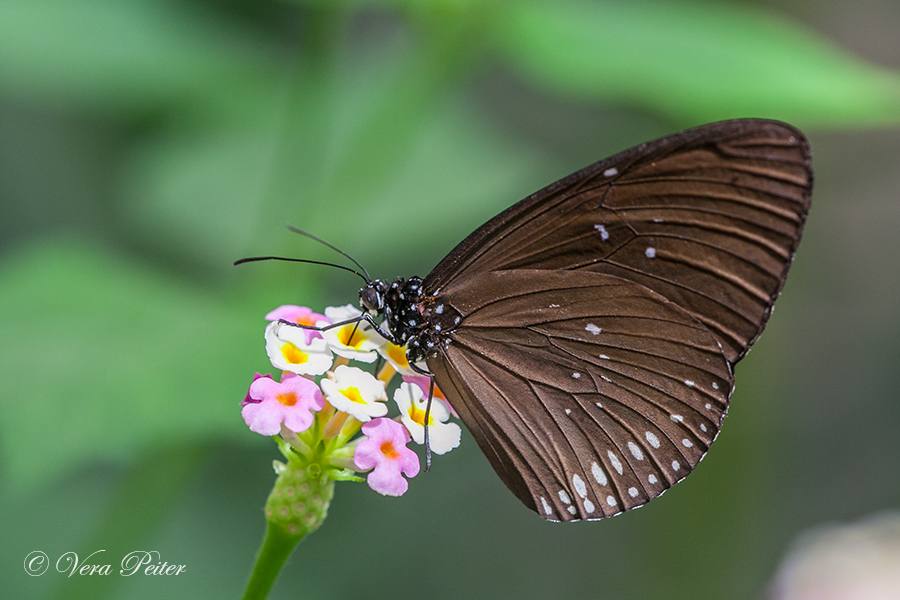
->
xmin=276 ymin=391 xmax=298 ymax=406
xmin=408 ymin=402 xmax=432 ymax=427
xmin=282 ymin=343 xmax=308 ymax=364
xmin=295 ymin=314 xmax=316 ymax=326
xmin=342 ymin=386 xmax=365 ymax=404
xmin=380 ymin=440 xmax=399 ymax=459
xmin=338 ymin=325 xmax=364 ymax=349
xmin=386 ymin=343 xmax=409 ymax=368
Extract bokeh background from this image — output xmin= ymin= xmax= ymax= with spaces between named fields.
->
xmin=3 ymin=0 xmax=900 ymax=598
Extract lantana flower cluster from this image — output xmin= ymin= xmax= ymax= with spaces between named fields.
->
xmin=242 ymin=304 xmax=461 ymax=497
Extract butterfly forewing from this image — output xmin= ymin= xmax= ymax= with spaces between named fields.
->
xmin=427 ymin=270 xmax=734 ymax=521
xmin=418 ymin=119 xmax=811 ymax=521
xmin=425 ymin=119 xmax=812 ymax=365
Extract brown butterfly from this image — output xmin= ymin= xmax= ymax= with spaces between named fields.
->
xmin=256 ymin=119 xmax=813 ymax=521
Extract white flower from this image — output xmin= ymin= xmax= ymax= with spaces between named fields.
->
xmin=320 ymin=305 xmax=383 ymax=363
xmin=393 ymin=382 xmax=460 ymax=455
xmin=320 ymin=365 xmax=388 ymax=422
xmin=265 ymin=321 xmax=334 ymax=376
xmin=375 ymin=338 xmax=417 ymax=376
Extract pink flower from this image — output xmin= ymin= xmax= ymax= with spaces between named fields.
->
xmin=241 ymin=373 xmax=270 ymax=407
xmin=242 ymin=373 xmax=325 ymax=435
xmin=402 ymin=375 xmax=457 ymax=417
xmin=265 ymin=305 xmax=330 ymax=345
xmin=354 ymin=418 xmax=420 ymax=496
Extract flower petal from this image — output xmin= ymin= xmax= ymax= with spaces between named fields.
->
xmin=265 ymin=321 xmax=334 ymax=376
xmin=322 ymin=365 xmax=388 ymax=422
xmin=354 ymin=418 xmax=420 ymax=495
xmin=393 ymin=383 xmax=460 ymax=454
xmin=321 ymin=305 xmax=383 ymax=362
xmin=243 ymin=373 xmax=324 ymax=435
xmin=402 ymin=375 xmax=457 ymax=417
xmin=265 ymin=305 xmax=330 ymax=345
xmin=366 ymin=464 xmax=409 ymax=497
xmin=241 ymin=373 xmax=270 ymax=406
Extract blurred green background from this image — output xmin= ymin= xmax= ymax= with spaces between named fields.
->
xmin=2 ymin=0 xmax=900 ymax=598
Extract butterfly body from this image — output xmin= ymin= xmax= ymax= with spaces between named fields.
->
xmin=359 ymin=119 xmax=812 ymax=521
xmin=360 ymin=276 xmax=451 ymax=365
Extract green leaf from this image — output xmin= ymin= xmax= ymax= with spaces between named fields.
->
xmin=0 ymin=238 xmax=266 ymax=493
xmin=493 ymin=0 xmax=900 ymax=126
xmin=0 ymin=0 xmax=280 ymax=119
xmin=119 ymin=128 xmax=282 ymax=271
xmin=118 ymin=64 xmax=546 ymax=276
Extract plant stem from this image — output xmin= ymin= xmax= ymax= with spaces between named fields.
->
xmin=242 ymin=522 xmax=304 ymax=600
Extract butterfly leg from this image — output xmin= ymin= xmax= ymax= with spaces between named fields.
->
xmin=423 ymin=376 xmax=436 ymax=471
xmin=277 ymin=314 xmax=401 ymax=345
xmin=406 ymin=361 xmax=437 ymax=471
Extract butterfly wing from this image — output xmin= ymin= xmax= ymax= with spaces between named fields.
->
xmin=426 ymin=270 xmax=733 ymax=522
xmin=425 ymin=119 xmax=812 ymax=364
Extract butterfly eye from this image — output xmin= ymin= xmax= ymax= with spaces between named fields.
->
xmin=359 ymin=284 xmax=384 ymax=313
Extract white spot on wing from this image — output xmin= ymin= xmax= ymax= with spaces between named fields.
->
xmin=607 ymin=451 xmax=624 ymax=475
xmin=628 ymin=441 xmax=644 ymax=461
xmin=705 ymin=403 xmax=712 ymax=410
xmin=671 ymin=414 xmax=684 ymax=423
xmin=700 ymin=424 xmax=707 ymax=432
xmin=565 ymin=408 xmax=572 ymax=415
xmin=604 ymin=167 xmax=618 ymax=177
xmin=684 ymin=380 xmax=695 ymax=387
xmin=591 ymin=462 xmax=608 ymax=486
xmin=573 ymin=474 xmax=587 ymax=498
xmin=599 ymin=354 xmax=610 ymax=360
xmin=559 ymin=490 xmax=571 ymax=504
xmin=572 ymin=372 xmax=581 ymax=379
xmin=672 ymin=460 xmax=681 ymax=472
xmin=682 ymin=439 xmax=693 ymax=448
xmin=585 ymin=323 xmax=602 ymax=335
xmin=541 ymin=497 xmax=552 ymax=515
xmin=606 ymin=495 xmax=617 ymax=507
xmin=594 ymin=224 xmax=610 ymax=241
xmin=595 ymin=402 xmax=603 ymax=408
xmin=567 ymin=505 xmax=577 ymax=515
xmin=628 ymin=487 xmax=638 ymax=498
xmin=645 ymin=247 xmax=656 ymax=258
xmin=712 ymin=382 xmax=719 ymax=390
xmin=648 ymin=474 xmax=658 ymax=484
xmin=646 ymin=431 xmax=660 ymax=448
xmin=584 ymin=499 xmax=595 ymax=514
xmin=549 ymin=303 xmax=560 ymax=308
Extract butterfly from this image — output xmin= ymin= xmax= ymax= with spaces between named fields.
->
xmin=272 ymin=119 xmax=813 ymax=522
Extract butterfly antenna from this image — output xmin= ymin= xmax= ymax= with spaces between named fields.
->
xmin=232 ymin=256 xmax=369 ymax=284
xmin=286 ymin=224 xmax=372 ymax=282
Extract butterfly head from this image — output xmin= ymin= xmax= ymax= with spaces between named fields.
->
xmin=359 ymin=280 xmax=389 ymax=315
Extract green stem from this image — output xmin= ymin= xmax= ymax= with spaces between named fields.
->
xmin=242 ymin=522 xmax=304 ymax=600
xmin=242 ymin=447 xmax=336 ymax=598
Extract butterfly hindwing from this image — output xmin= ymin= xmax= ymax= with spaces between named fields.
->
xmin=427 ymin=270 xmax=733 ymax=521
